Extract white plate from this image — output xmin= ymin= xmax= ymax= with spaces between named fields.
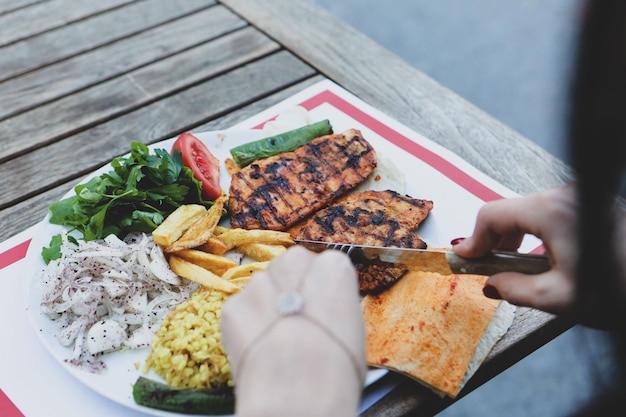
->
xmin=22 ymin=129 xmax=388 ymax=417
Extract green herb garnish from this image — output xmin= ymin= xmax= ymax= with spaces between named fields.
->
xmin=43 ymin=142 xmax=212 ymax=263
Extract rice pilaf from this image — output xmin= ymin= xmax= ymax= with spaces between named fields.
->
xmin=143 ymin=288 xmax=233 ymax=389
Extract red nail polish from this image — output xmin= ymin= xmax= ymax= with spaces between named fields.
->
xmin=483 ymin=285 xmax=501 ymax=299
xmin=450 ymin=237 xmax=466 ymax=246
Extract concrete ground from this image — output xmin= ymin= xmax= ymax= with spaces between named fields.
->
xmin=313 ymin=1 xmax=615 ymax=416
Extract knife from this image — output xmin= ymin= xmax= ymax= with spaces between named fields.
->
xmin=294 ymin=239 xmax=550 ymax=276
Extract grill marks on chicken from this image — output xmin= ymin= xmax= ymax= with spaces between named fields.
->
xmin=291 ymin=189 xmax=434 ymax=293
xmin=291 ymin=189 xmax=433 ymax=248
xmin=228 ymin=129 xmax=377 ymax=230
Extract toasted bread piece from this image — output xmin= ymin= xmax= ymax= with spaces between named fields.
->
xmin=361 ymin=271 xmax=514 ymax=398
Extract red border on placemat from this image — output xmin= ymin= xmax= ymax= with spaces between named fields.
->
xmin=255 ymin=89 xmax=504 ymax=202
xmin=0 ymin=239 xmax=31 ymax=270
xmin=0 ymin=88 xmax=542 ymax=270
xmin=256 ymin=88 xmax=544 ymax=253
xmin=0 ymin=389 xmax=24 ymax=417
xmin=301 ymin=91 xmax=505 ymax=202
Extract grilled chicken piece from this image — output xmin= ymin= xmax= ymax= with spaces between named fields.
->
xmin=356 ymin=262 xmax=409 ymax=294
xmin=291 ymin=189 xmax=434 ymax=293
xmin=291 ymin=189 xmax=433 ymax=247
xmin=228 ymin=129 xmax=377 ymax=230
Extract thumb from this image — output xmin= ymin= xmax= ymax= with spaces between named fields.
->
xmin=483 ymin=271 xmax=575 ymax=316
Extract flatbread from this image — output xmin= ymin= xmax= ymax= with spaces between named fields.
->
xmin=460 ymin=298 xmax=516 ymax=389
xmin=361 ymin=270 xmax=515 ymax=398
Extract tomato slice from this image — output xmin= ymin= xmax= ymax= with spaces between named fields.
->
xmin=171 ymin=132 xmax=222 ymax=201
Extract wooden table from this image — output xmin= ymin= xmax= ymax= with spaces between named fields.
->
xmin=0 ymin=1 xmax=575 ymax=416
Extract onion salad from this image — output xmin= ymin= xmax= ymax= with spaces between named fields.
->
xmin=37 ymin=232 xmax=199 ymax=373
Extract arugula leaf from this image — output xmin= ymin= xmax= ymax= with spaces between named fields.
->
xmin=45 ymin=141 xmax=213 ymax=261
xmin=42 ymin=233 xmax=78 ymax=264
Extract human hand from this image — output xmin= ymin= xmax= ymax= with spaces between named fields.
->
xmin=452 ymin=184 xmax=579 ymax=316
xmin=220 ymin=245 xmax=366 ymax=417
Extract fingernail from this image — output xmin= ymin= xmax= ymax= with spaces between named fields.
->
xmin=450 ymin=237 xmax=466 ymax=246
xmin=483 ymin=285 xmax=502 ymax=299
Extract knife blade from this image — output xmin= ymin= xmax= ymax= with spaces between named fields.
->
xmin=294 ymin=239 xmax=550 ymax=276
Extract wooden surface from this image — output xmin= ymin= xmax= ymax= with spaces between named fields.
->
xmin=1 ymin=1 xmax=575 ymax=416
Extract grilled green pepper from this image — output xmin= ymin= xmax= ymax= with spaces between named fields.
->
xmin=229 ymin=119 xmax=333 ymax=167
xmin=132 ymin=376 xmax=235 ymax=415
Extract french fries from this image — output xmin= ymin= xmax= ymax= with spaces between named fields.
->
xmin=151 ymin=202 xmax=295 ymax=293
xmin=198 ymin=236 xmax=229 ymax=255
xmin=229 ymin=276 xmax=252 ymax=287
xmin=168 ymin=256 xmax=240 ymax=294
xmin=217 ymin=229 xmax=295 ymax=251
xmin=173 ymin=249 xmax=238 ymax=276
xmin=221 ymin=262 xmax=270 ymax=281
xmin=237 ymin=242 xmax=287 ymax=261
xmin=152 ymin=204 xmax=206 ymax=247
xmin=165 ymin=194 xmax=228 ymax=253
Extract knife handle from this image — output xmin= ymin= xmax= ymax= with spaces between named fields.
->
xmin=446 ymin=251 xmax=550 ymax=276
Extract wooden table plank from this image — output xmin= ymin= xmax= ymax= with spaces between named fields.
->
xmin=220 ymin=0 xmax=574 ymax=197
xmin=192 ymin=75 xmax=326 ymax=132
xmin=0 ymin=0 xmax=135 ymax=46
xmin=0 ymin=184 xmax=70 ymax=242
xmin=0 ymin=76 xmax=325 ymax=242
xmin=0 ymin=0 xmax=44 ymax=16
xmin=0 ymin=51 xmax=315 ymax=218
xmin=1 ymin=26 xmax=276 ymax=163
xmin=0 ymin=0 xmax=215 ymax=82
xmin=0 ymin=5 xmax=246 ymax=122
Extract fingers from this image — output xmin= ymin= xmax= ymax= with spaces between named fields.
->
xmin=301 ymin=250 xmax=365 ymax=367
xmin=221 ymin=245 xmax=365 ymax=379
xmin=482 ymin=270 xmax=576 ymax=315
xmin=264 ymin=245 xmax=317 ymax=291
xmin=220 ymin=269 xmax=277 ymax=376
xmin=451 ymin=185 xmax=580 ymax=316
xmin=267 ymin=247 xmax=364 ymax=368
xmin=453 ymin=186 xmax=577 ymax=259
xmin=221 ymin=247 xmax=311 ymax=373
xmin=302 ymin=249 xmax=360 ymax=314
xmin=452 ymin=196 xmax=532 ymax=257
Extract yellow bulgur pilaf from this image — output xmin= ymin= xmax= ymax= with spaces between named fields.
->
xmin=143 ymin=288 xmax=233 ymax=389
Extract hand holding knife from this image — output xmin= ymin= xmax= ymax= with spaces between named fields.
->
xmin=294 ymin=239 xmax=550 ymax=276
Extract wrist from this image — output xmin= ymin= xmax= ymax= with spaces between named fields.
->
xmin=234 ymin=317 xmax=363 ymax=417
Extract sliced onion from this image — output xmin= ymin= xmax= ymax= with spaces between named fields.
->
xmin=38 ymin=231 xmax=199 ymax=373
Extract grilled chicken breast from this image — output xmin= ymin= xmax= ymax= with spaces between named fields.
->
xmin=228 ymin=129 xmax=377 ymax=230
xmin=291 ymin=189 xmax=433 ymax=247
xmin=291 ymin=189 xmax=434 ymax=293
